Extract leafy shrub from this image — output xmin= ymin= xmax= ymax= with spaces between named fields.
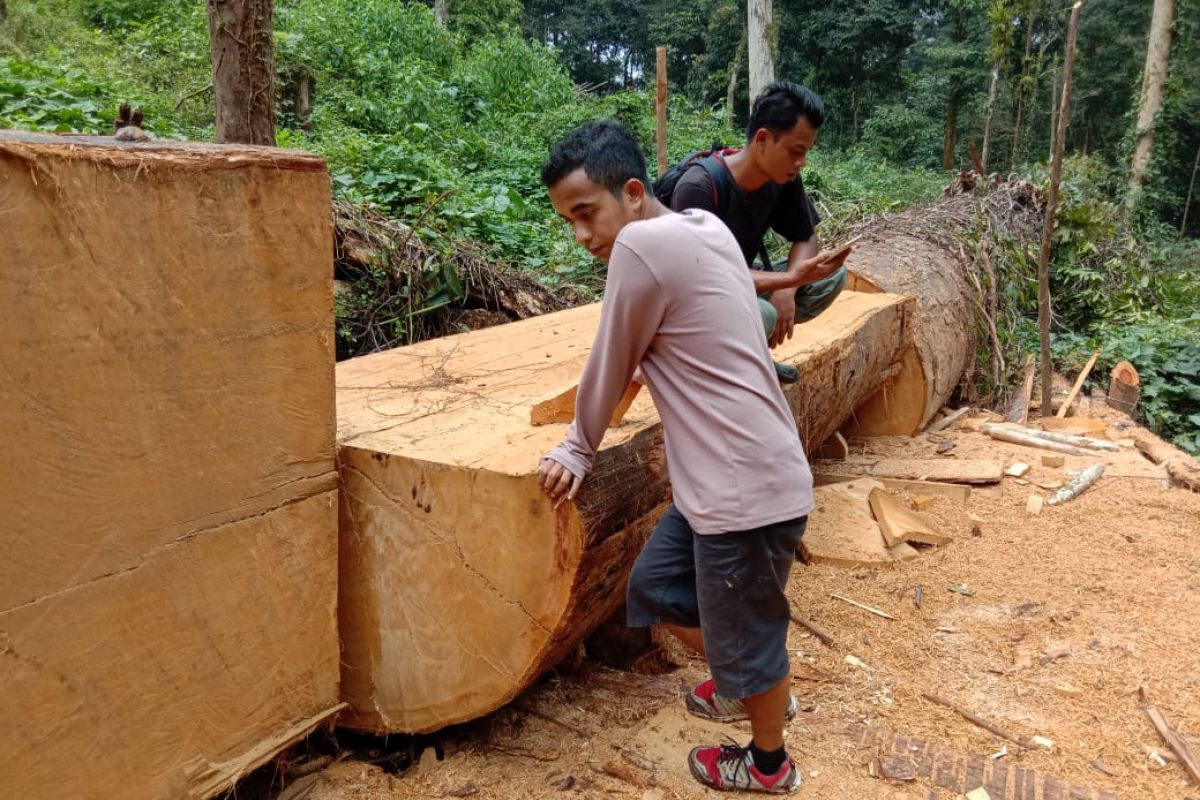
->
xmin=1053 ymin=319 xmax=1200 ymax=454
xmin=0 ymin=56 xmax=113 ymax=132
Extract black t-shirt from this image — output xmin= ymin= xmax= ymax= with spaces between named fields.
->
xmin=669 ymin=154 xmax=820 ymax=268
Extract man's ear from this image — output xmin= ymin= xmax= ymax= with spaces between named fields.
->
xmin=751 ymin=128 xmax=773 ymax=148
xmin=623 ymin=177 xmax=647 ymax=204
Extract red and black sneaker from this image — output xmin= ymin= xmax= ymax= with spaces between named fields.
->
xmin=686 ymin=678 xmax=800 ymax=723
xmin=687 ymin=743 xmax=800 ymax=793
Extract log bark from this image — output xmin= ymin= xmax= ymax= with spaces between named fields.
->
xmin=207 ymin=0 xmax=276 ymax=145
xmin=0 ymin=132 xmax=338 ymax=799
xmin=747 ymin=0 xmax=775 ymax=102
xmin=1127 ymin=0 xmax=1176 ymax=210
xmin=335 ymin=291 xmax=915 ymax=733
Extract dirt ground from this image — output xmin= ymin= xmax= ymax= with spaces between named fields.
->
xmin=267 ymin=397 xmax=1200 ymax=800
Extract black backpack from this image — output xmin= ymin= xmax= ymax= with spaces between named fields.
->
xmin=652 ymin=144 xmax=774 ymax=270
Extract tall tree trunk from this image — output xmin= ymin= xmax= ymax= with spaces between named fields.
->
xmin=942 ymin=99 xmax=958 ymax=171
xmin=1048 ymin=61 xmax=1058 ymax=162
xmin=0 ymin=0 xmax=7 ymax=20
xmin=1010 ymin=10 xmax=1039 ymax=169
xmin=748 ymin=0 xmax=775 ymax=102
xmin=1127 ymin=0 xmax=1176 ymax=210
xmin=1182 ymin=138 xmax=1200 ymax=234
xmin=207 ymin=0 xmax=276 ymax=145
xmin=726 ymin=33 xmax=746 ymax=129
xmin=981 ymin=66 xmax=1000 ymax=171
xmin=433 ymin=0 xmax=448 ymax=27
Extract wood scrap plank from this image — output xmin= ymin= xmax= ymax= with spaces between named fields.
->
xmin=1006 ymin=356 xmax=1037 ymax=424
xmin=868 ymin=488 xmax=952 ymax=547
xmin=813 ymin=458 xmax=1003 ymax=485
xmin=1056 ymin=349 xmax=1100 ymax=418
xmin=813 ymin=474 xmax=973 ymax=501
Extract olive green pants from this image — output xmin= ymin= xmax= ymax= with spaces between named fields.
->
xmin=757 ymin=265 xmax=848 ymax=336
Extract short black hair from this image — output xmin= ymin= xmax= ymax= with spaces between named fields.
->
xmin=746 ymin=81 xmax=826 ymax=141
xmin=540 ymin=120 xmax=650 ymax=196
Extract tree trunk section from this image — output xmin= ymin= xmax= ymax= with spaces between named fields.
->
xmin=1127 ymin=0 xmax=1175 ymax=210
xmin=981 ymin=66 xmax=1000 ymax=172
xmin=748 ymin=0 xmax=775 ymax=102
xmin=335 ymin=291 xmax=917 ymax=733
xmin=726 ymin=33 xmax=746 ymax=128
xmin=942 ymin=99 xmax=958 ymax=170
xmin=0 ymin=131 xmax=338 ymax=800
xmin=1009 ymin=9 xmax=1037 ymax=169
xmin=434 ymin=0 xmax=448 ymax=27
xmin=207 ymin=0 xmax=277 ymax=146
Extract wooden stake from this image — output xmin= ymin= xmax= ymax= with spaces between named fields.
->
xmin=789 ymin=603 xmax=835 ymax=647
xmin=655 ymin=46 xmax=668 ymax=178
xmin=1037 ymin=1 xmax=1083 ymax=418
xmin=830 ymin=594 xmax=897 ymax=621
xmin=921 ymin=692 xmax=1037 ymax=750
xmin=1056 ymin=348 xmax=1100 ymax=418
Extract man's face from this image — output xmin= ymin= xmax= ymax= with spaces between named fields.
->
xmin=752 ymin=117 xmax=819 ymax=185
xmin=547 ymin=167 xmax=642 ymax=262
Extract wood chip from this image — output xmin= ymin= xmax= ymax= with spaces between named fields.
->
xmin=1042 ymin=454 xmax=1066 ymax=468
xmin=1005 ymin=462 xmax=1031 ymax=477
xmin=966 ymin=788 xmax=992 ymax=800
xmin=1025 ymin=494 xmax=1043 ymax=515
xmin=910 ymin=494 xmax=936 ymax=511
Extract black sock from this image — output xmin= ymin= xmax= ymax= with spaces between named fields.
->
xmin=748 ymin=741 xmax=787 ymax=774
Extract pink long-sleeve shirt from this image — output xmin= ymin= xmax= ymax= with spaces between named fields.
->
xmin=545 ymin=209 xmax=814 ymax=534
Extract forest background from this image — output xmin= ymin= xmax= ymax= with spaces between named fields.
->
xmin=1 ymin=0 xmax=1198 ymax=451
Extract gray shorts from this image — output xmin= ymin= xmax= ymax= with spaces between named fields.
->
xmin=626 ymin=504 xmax=807 ymax=699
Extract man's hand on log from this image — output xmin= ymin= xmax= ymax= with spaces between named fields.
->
xmin=539 ymin=457 xmax=582 ymax=508
xmin=769 ymin=289 xmax=796 ymax=348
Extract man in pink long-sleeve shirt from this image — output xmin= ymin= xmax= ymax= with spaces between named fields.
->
xmin=537 ymin=120 xmax=821 ymax=794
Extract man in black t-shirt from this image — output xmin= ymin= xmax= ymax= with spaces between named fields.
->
xmin=671 ymin=82 xmax=847 ymax=383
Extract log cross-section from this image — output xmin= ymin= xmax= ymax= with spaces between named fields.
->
xmin=335 ymin=290 xmax=916 ymax=733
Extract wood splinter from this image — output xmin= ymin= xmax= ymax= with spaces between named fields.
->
xmin=1140 ymin=687 xmax=1200 ymax=785
xmin=920 ymin=692 xmax=1038 ymax=750
xmin=830 ymin=593 xmax=898 ymax=621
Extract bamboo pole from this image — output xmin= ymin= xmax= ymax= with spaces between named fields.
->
xmin=1037 ymin=1 xmax=1083 ymax=418
xmin=655 ymin=46 xmax=668 ymax=178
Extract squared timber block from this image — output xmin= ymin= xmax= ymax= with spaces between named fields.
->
xmin=336 ymin=290 xmax=917 ymax=733
xmin=0 ymin=131 xmax=340 ymax=800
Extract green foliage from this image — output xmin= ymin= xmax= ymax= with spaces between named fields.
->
xmin=0 ymin=56 xmax=114 ymax=132
xmin=860 ymin=103 xmax=945 ymax=168
xmin=1052 ymin=319 xmax=1200 ymax=455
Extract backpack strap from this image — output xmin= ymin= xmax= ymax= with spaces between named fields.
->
xmin=697 ymin=153 xmax=774 ymax=271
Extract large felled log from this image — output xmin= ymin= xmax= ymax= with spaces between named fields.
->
xmin=336 ymin=290 xmax=915 ymax=733
xmin=0 ymin=132 xmax=340 ymax=800
xmin=844 ymin=184 xmax=1043 ymax=434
